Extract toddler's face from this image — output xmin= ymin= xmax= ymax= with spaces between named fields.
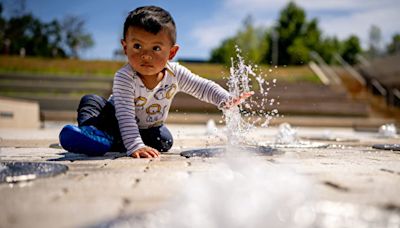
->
xmin=122 ymin=26 xmax=179 ymax=77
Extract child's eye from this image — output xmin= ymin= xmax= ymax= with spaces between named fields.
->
xmin=133 ymin=43 xmax=141 ymax=49
xmin=153 ymin=46 xmax=161 ymax=51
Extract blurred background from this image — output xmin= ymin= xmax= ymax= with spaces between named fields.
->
xmin=0 ymin=0 xmax=399 ymax=128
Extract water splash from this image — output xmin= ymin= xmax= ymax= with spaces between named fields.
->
xmin=257 ymin=123 xmax=329 ymax=149
xmin=378 ymin=123 xmax=398 ymax=138
xmin=275 ymin=123 xmax=299 ymax=144
xmin=205 ymin=119 xmax=218 ymax=135
xmin=223 ymin=47 xmax=279 ymax=145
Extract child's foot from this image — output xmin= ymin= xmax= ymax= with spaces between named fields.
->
xmin=59 ymin=125 xmax=113 ymax=156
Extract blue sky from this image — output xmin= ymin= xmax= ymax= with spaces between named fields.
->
xmin=3 ymin=0 xmax=400 ymax=60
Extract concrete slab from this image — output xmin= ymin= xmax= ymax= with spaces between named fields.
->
xmin=0 ymin=97 xmax=40 ymax=129
xmin=0 ymin=122 xmax=399 ymax=227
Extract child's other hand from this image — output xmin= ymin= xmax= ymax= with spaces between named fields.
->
xmin=224 ymin=91 xmax=254 ymax=109
xmin=131 ymin=146 xmax=160 ymax=158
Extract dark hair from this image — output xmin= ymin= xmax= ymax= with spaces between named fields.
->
xmin=123 ymin=6 xmax=176 ymax=44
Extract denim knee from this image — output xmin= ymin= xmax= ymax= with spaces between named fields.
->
xmin=159 ymin=137 xmax=173 ymax=152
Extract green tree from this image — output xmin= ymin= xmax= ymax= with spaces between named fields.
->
xmin=285 ymin=19 xmax=322 ymax=64
xmin=317 ymin=36 xmax=341 ymax=64
xmin=209 ymin=1 xmax=363 ymax=66
xmin=0 ymin=2 xmax=72 ymax=57
xmin=275 ymin=1 xmax=306 ymax=65
xmin=303 ymin=19 xmax=321 ymax=51
xmin=287 ymin=38 xmax=309 ymax=64
xmin=210 ymin=37 xmax=236 ymax=64
xmin=340 ymin=35 xmax=361 ymax=64
xmin=4 ymin=14 xmax=40 ymax=55
xmin=234 ymin=16 xmax=268 ymax=64
xmin=2 ymin=13 xmax=65 ymax=57
xmin=386 ymin=33 xmax=400 ymax=55
xmin=61 ymin=15 xmax=94 ymax=58
xmin=210 ymin=16 xmax=268 ymax=65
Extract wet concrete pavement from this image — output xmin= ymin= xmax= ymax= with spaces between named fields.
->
xmin=0 ymin=121 xmax=399 ymax=228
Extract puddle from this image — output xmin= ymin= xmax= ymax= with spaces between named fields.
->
xmin=301 ymin=136 xmax=359 ymax=142
xmin=257 ymin=123 xmax=329 ymax=148
xmin=180 ymin=145 xmax=278 ymax=158
xmin=0 ymin=161 xmax=68 ymax=183
xmin=372 ymin=144 xmax=400 ymax=151
xmin=259 ymin=141 xmax=329 ymax=149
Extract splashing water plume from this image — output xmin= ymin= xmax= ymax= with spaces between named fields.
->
xmin=223 ymin=46 xmax=279 ymax=146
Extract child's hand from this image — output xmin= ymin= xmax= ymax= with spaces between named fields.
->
xmin=224 ymin=91 xmax=254 ymax=109
xmin=131 ymin=146 xmax=160 ymax=158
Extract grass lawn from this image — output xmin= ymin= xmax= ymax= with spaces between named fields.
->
xmin=0 ymin=55 xmax=320 ymax=83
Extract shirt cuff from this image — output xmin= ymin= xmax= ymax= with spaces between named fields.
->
xmin=126 ymin=143 xmax=147 ymax=156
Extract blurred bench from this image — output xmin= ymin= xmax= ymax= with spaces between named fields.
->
xmin=356 ymin=54 xmax=400 ymax=107
xmin=0 ymin=73 xmax=113 ymax=121
xmin=0 ymin=73 xmax=370 ymax=121
xmin=172 ymin=82 xmax=370 ymax=117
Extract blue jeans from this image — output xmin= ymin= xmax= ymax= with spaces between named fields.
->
xmin=77 ymin=94 xmax=173 ymax=153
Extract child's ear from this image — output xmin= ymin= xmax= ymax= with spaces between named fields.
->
xmin=168 ymin=45 xmax=179 ymax=60
xmin=120 ymin=39 xmax=127 ymax=55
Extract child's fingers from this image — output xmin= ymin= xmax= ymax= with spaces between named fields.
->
xmin=143 ymin=152 xmax=153 ymax=158
xmin=241 ymin=91 xmax=254 ymax=98
xmin=153 ymin=148 xmax=161 ymax=156
xmin=146 ymin=147 xmax=160 ymax=157
xmin=147 ymin=149 xmax=159 ymax=158
xmin=132 ymin=152 xmax=140 ymax=158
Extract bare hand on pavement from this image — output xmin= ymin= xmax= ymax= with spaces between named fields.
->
xmin=131 ymin=146 xmax=160 ymax=158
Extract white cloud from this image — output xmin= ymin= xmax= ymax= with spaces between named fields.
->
xmin=189 ymin=0 xmax=400 ymax=58
xmin=190 ymin=20 xmax=238 ymax=50
xmin=224 ymin=0 xmax=399 ymax=12
xmin=320 ymin=6 xmax=400 ymax=48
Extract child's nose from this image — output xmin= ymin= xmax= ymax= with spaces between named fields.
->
xmin=141 ymin=53 xmax=152 ymax=60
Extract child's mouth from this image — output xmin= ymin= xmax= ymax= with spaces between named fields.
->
xmin=141 ymin=63 xmax=153 ymax=68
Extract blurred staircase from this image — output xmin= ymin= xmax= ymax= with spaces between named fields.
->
xmin=0 ymin=58 xmax=398 ymax=129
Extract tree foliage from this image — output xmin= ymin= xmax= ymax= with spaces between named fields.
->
xmin=340 ymin=35 xmax=362 ymax=65
xmin=210 ymin=1 xmax=369 ymax=65
xmin=0 ymin=2 xmax=93 ymax=58
xmin=61 ymin=15 xmax=94 ymax=58
xmin=386 ymin=33 xmax=400 ymax=55
xmin=210 ymin=16 xmax=268 ymax=65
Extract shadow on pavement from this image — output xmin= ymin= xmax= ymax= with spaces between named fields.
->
xmin=48 ymin=151 xmax=126 ymax=162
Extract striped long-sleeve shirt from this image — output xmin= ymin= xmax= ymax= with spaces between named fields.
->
xmin=110 ymin=62 xmax=230 ymax=156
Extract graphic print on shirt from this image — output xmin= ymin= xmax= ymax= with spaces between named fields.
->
xmin=148 ymin=120 xmax=163 ymax=128
xmin=154 ymin=83 xmax=177 ymax=100
xmin=134 ymin=96 xmax=147 ymax=110
xmin=146 ymin=104 xmax=167 ymax=122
